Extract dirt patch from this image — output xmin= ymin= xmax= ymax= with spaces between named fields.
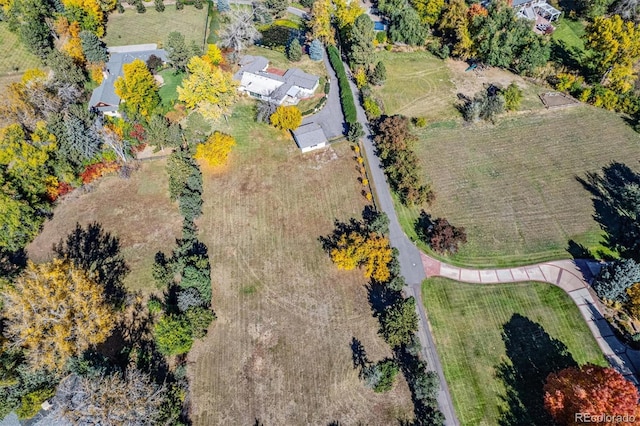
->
xmin=266 ymin=67 xmax=286 ymax=76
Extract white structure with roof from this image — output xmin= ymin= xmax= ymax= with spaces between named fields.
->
xmin=234 ymin=55 xmax=320 ymax=105
xmin=292 ymin=122 xmax=328 ymax=153
xmin=512 ymin=0 xmax=561 ymax=22
xmin=89 ymin=44 xmax=167 ymax=117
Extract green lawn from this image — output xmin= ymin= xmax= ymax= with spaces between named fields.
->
xmin=371 ymin=50 xmax=458 ymax=123
xmin=423 ymin=278 xmax=606 ymax=426
xmin=397 ymin=106 xmax=640 ymax=268
xmin=103 ymin=7 xmax=208 ymax=47
xmin=0 ymin=22 xmax=40 ymax=75
xmin=158 ymin=69 xmax=184 ymax=107
xmin=552 ymin=18 xmax=586 ymax=52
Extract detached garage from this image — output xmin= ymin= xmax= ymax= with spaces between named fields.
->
xmin=292 ymin=123 xmax=328 ymax=153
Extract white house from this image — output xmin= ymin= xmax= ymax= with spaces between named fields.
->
xmin=233 ymin=55 xmax=320 ymax=105
xmin=511 ymin=0 xmax=561 ymax=22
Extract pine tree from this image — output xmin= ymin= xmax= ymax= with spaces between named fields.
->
xmin=193 ymin=0 xmax=203 ymax=9
xmin=286 ymin=38 xmax=302 ymax=61
xmin=154 ymin=0 xmax=165 ymax=12
xmin=217 ymin=0 xmax=230 ymax=12
xmin=369 ymin=61 xmax=387 ymax=85
xmin=79 ymin=31 xmax=108 ymax=63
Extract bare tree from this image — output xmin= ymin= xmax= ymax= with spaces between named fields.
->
xmin=100 ymin=125 xmax=128 ymax=163
xmin=615 ymin=0 xmax=640 ymax=22
xmin=219 ymin=10 xmax=260 ymax=56
xmin=55 ymin=370 xmax=166 ymax=425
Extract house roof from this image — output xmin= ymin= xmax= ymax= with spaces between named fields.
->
xmin=234 ymin=56 xmax=320 ymax=101
xmin=283 ymin=68 xmax=319 ymax=90
xmin=89 ymin=46 xmax=167 ymax=111
xmin=233 ymin=55 xmax=269 ymax=80
xmin=292 ymin=123 xmax=327 ymax=149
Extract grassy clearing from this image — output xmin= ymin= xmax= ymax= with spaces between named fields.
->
xmin=158 ymin=69 xmax=184 ymax=107
xmin=423 ymin=278 xmax=606 ymax=426
xmin=0 ymin=23 xmax=40 ymax=75
xmin=397 ymin=106 xmax=640 ymax=268
xmin=27 ymin=160 xmax=183 ymax=293
xmin=103 ymin=7 xmax=207 ymax=47
xmin=188 ymin=101 xmax=413 ymax=424
xmin=552 ymin=18 xmax=586 ymax=52
xmin=371 ymin=50 xmax=458 ymax=123
xmin=244 ymin=45 xmax=328 ymax=78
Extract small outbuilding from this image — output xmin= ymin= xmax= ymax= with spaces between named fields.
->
xmin=292 ymin=123 xmax=328 ymax=153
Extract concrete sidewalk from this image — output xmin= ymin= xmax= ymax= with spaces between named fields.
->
xmin=421 ymin=253 xmax=640 ymax=385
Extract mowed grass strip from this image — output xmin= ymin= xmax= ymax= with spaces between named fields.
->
xmin=0 ymin=22 xmax=40 ymax=75
xmin=102 ymin=7 xmax=207 ymax=47
xmin=371 ymin=50 xmax=458 ymax=122
xmin=187 ymin=101 xmax=414 ymax=424
xmin=398 ymin=106 xmax=640 ymax=267
xmin=27 ymin=159 xmax=184 ymax=292
xmin=422 ymin=278 xmax=606 ymax=426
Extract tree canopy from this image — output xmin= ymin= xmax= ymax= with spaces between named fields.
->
xmin=114 ymin=59 xmax=159 ymax=117
xmin=2 ymin=259 xmax=115 ymax=371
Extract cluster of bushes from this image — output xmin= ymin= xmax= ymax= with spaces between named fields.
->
xmin=373 ymin=115 xmax=434 ymax=206
xmin=327 ymin=45 xmax=357 ymax=125
xmin=416 ymin=211 xmax=467 ymax=255
xmin=152 ymin=147 xmax=215 ymax=356
xmin=324 ymin=208 xmax=444 ymax=424
xmin=461 ymin=83 xmax=523 ymax=123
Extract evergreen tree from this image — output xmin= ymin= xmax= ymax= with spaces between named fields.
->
xmin=134 ymin=0 xmax=146 ymax=13
xmin=175 ymin=0 xmax=183 ymax=10
xmin=165 ymin=32 xmax=190 ymax=72
xmin=79 ymin=31 xmax=108 ymax=63
xmin=369 ymin=61 xmax=387 ymax=85
xmin=154 ymin=0 xmax=165 ymax=12
xmin=265 ymin=0 xmax=287 ymax=18
xmin=348 ymin=14 xmax=376 ymax=69
xmin=286 ymin=38 xmax=302 ymax=61
xmin=309 ymin=39 xmax=324 ymax=61
xmin=194 ymin=0 xmax=203 ymax=9
xmin=19 ymin=19 xmax=52 ymax=59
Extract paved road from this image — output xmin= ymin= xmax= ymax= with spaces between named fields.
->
xmin=301 ymin=49 xmax=345 ymax=139
xmin=422 ymin=255 xmax=640 ymax=385
xmin=345 ymin=61 xmax=459 ymax=425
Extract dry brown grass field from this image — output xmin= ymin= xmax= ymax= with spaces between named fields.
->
xmin=27 ymin=101 xmax=414 ymax=423
xmin=188 ymin=102 xmax=413 ymax=424
xmin=27 ymin=159 xmax=183 ymax=292
xmin=396 ymin=105 xmax=640 ymax=267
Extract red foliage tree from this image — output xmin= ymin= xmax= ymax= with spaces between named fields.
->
xmin=544 ymin=364 xmax=639 ymax=426
xmin=129 ymin=123 xmax=146 ymax=142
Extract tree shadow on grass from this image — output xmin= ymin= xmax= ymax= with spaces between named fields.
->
xmin=496 ymin=314 xmax=577 ymax=426
xmin=53 ymin=222 xmax=129 ymax=305
xmin=576 ymin=162 xmax=640 ymax=260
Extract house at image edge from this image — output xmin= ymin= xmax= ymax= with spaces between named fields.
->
xmin=233 ymin=55 xmax=320 ymax=106
xmin=89 ymin=44 xmax=167 ymax=117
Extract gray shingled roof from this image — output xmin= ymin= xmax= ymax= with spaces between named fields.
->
xmin=89 ymin=47 xmax=167 ymax=112
xmin=293 ymin=123 xmax=327 ymax=149
xmin=233 ymin=55 xmax=269 ymax=80
xmin=283 ymin=68 xmax=319 ymax=90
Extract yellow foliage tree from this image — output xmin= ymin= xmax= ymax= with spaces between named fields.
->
xmin=177 ymin=56 xmax=238 ymax=121
xmin=61 ymin=0 xmax=105 ymax=36
xmin=330 ymin=231 xmax=366 ymax=271
xmin=334 ymin=0 xmax=363 ymax=30
xmin=203 ymin=44 xmax=224 ymax=66
xmin=310 ymin=0 xmax=335 ymax=44
xmin=270 ymin=105 xmax=302 ymax=131
xmin=585 ymin=15 xmax=640 ymax=92
xmin=330 ymin=230 xmax=392 ymax=281
xmin=2 ymin=259 xmax=115 ymax=371
xmin=411 ymin=0 xmax=445 ymax=25
xmin=627 ymin=283 xmax=640 ymax=319
xmin=61 ymin=21 xmax=85 ymax=64
xmin=194 ymin=131 xmax=236 ymax=168
xmin=355 ymin=67 xmax=368 ymax=88
xmin=114 ymin=59 xmax=160 ymax=117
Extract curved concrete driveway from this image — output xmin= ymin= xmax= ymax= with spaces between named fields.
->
xmin=422 ymin=254 xmax=640 ymax=386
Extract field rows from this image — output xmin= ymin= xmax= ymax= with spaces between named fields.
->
xmin=403 ymin=106 xmax=640 ymax=267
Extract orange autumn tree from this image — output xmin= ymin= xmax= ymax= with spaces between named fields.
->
xmin=544 ymin=364 xmax=640 ymax=426
xmin=330 ymin=231 xmax=392 ymax=282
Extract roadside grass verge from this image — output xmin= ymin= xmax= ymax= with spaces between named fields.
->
xmin=422 ymin=278 xmax=606 ymax=426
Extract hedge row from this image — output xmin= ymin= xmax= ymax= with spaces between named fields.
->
xmin=327 ymin=45 xmax=357 ymax=125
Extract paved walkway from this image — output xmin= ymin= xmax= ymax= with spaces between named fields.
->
xmin=422 ymin=254 xmax=640 ymax=385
